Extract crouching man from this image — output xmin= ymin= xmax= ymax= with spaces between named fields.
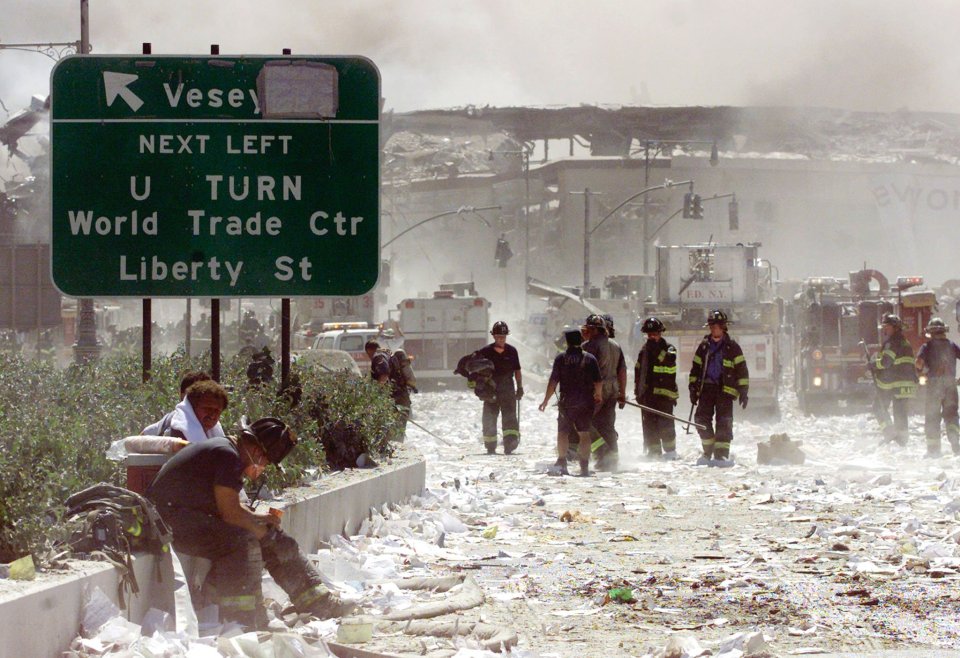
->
xmin=147 ymin=415 xmax=352 ymax=628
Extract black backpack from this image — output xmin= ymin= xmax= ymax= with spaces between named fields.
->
xmin=64 ymin=482 xmax=173 ymax=556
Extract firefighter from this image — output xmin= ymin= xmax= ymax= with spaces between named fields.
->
xmin=365 ymin=339 xmax=417 ymax=441
xmin=688 ymin=309 xmax=749 ymax=467
xmin=147 ymin=417 xmax=351 ymax=628
xmin=478 ymin=321 xmax=523 ymax=454
xmin=539 ymin=326 xmax=603 ymax=476
xmin=870 ymin=314 xmax=917 ymax=446
xmin=634 ymin=317 xmax=679 ymax=460
xmin=915 ymin=317 xmax=960 ymax=457
xmin=581 ymin=314 xmax=627 ymax=471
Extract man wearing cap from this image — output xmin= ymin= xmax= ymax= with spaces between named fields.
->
xmin=688 ymin=310 xmax=749 ymax=467
xmin=915 ymin=317 xmax=960 ymax=457
xmin=147 ymin=416 xmax=350 ymax=628
xmin=539 ymin=327 xmax=603 ymax=476
xmin=581 ymin=314 xmax=627 ymax=471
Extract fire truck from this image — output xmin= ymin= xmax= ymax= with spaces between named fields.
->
xmin=791 ymin=269 xmax=934 ymax=414
xmin=646 ymin=243 xmax=782 ymax=413
xmin=393 ymin=282 xmax=491 ymax=386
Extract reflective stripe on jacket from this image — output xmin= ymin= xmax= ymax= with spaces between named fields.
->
xmin=689 ymin=333 xmax=749 ymax=399
xmin=876 ymin=333 xmax=917 ymax=399
xmin=635 ymin=338 xmax=679 ymax=401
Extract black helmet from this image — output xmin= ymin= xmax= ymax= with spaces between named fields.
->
xmin=491 ymin=321 xmax=509 ymax=336
xmin=705 ymin=309 xmax=729 ymax=326
xmin=881 ymin=314 xmax=902 ymax=329
xmin=601 ymin=314 xmax=615 ymax=337
xmin=240 ymin=416 xmax=297 ymax=465
xmin=926 ymin=317 xmax=947 ymax=335
xmin=641 ymin=317 xmax=665 ymax=333
xmin=563 ymin=326 xmax=583 ymax=347
xmin=583 ymin=314 xmax=606 ymax=330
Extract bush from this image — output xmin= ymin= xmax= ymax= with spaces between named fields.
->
xmin=0 ymin=351 xmax=401 ymax=563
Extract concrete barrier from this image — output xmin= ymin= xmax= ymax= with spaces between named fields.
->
xmin=0 ymin=445 xmax=425 ymax=658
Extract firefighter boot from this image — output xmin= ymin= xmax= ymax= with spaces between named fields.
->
xmin=503 ymin=433 xmax=520 ymax=455
xmin=483 ymin=437 xmax=498 ymax=454
xmin=260 ymin=528 xmax=355 ymax=620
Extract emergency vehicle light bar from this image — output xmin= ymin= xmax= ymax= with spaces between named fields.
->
xmin=321 ymin=321 xmax=369 ymax=331
xmin=895 ymin=276 xmax=923 ymax=291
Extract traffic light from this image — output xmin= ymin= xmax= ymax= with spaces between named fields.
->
xmin=728 ymin=197 xmax=739 ymax=230
xmin=495 ymin=236 xmax=513 ymax=268
xmin=692 ymin=194 xmax=703 ymax=219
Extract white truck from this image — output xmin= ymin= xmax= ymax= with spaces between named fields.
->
xmin=394 ymin=283 xmax=491 ymax=386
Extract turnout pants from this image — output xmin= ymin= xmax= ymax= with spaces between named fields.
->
xmin=924 ymin=376 xmax=960 ymax=453
xmin=873 ymin=389 xmax=909 ymax=444
xmin=158 ymin=506 xmax=335 ymax=628
xmin=158 ymin=506 xmax=264 ymax=627
xmin=640 ymin=395 xmax=677 ymax=455
xmin=482 ymin=377 xmax=519 ymax=452
xmin=694 ymin=383 xmax=734 ymax=460
xmin=591 ymin=396 xmax=619 ymax=467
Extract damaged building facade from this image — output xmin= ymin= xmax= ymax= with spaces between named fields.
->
xmin=381 ymin=105 xmax=960 ymax=322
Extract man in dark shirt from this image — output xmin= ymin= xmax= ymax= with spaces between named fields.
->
xmin=539 ymin=327 xmax=602 ymax=476
xmin=478 ymin=321 xmax=523 ymax=454
xmin=147 ymin=416 xmax=350 ymax=628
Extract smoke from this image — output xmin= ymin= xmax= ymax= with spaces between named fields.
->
xmin=3 ymin=0 xmax=960 ymax=114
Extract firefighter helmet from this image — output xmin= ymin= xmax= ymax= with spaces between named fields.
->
xmin=240 ymin=416 xmax=297 ymax=465
xmin=491 ymin=321 xmax=510 ymax=336
xmin=641 ymin=317 xmax=665 ymax=333
xmin=583 ymin=314 xmax=606 ymax=330
xmin=705 ymin=309 xmax=729 ymax=326
xmin=925 ymin=317 xmax=947 ymax=335
xmin=881 ymin=314 xmax=902 ymax=329
xmin=563 ymin=326 xmax=583 ymax=347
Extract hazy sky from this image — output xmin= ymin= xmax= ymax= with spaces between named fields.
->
xmin=2 ymin=0 xmax=960 ymax=114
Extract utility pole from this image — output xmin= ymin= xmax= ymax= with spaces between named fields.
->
xmin=73 ymin=0 xmax=101 ymax=365
xmin=569 ymin=188 xmax=600 ymax=295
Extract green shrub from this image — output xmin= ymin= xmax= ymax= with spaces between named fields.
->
xmin=0 ymin=351 xmax=400 ymax=563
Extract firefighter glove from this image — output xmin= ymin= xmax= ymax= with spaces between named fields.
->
xmin=739 ymin=392 xmax=749 ymax=409
xmin=515 ymin=386 xmax=524 ymax=400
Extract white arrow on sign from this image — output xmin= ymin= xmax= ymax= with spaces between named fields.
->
xmin=103 ymin=71 xmax=144 ymax=112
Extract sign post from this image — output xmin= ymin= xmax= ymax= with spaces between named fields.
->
xmin=51 ymin=55 xmax=380 ymax=298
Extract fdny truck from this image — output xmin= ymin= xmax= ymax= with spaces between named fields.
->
xmin=646 ymin=243 xmax=782 ymax=413
xmin=393 ymin=282 xmax=491 ymax=386
xmin=791 ymin=269 xmax=934 ymax=414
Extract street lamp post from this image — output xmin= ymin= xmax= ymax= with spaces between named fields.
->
xmin=381 ymin=205 xmax=501 ymax=249
xmin=491 ymin=147 xmax=532 ymax=316
xmin=573 ymin=179 xmax=693 ymax=296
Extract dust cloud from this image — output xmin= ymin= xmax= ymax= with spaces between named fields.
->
xmin=2 ymin=0 xmax=960 ymax=113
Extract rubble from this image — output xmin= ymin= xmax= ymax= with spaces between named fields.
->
xmin=64 ymin=386 xmax=960 ymax=655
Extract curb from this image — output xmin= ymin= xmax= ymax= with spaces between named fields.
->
xmin=0 ymin=445 xmax=426 ymax=658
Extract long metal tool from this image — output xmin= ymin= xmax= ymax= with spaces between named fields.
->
xmin=623 ymin=399 xmax=707 ymax=431
xmin=406 ymin=416 xmax=454 ymax=446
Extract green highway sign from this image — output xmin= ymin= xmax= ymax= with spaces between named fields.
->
xmin=50 ymin=55 xmax=380 ymax=297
